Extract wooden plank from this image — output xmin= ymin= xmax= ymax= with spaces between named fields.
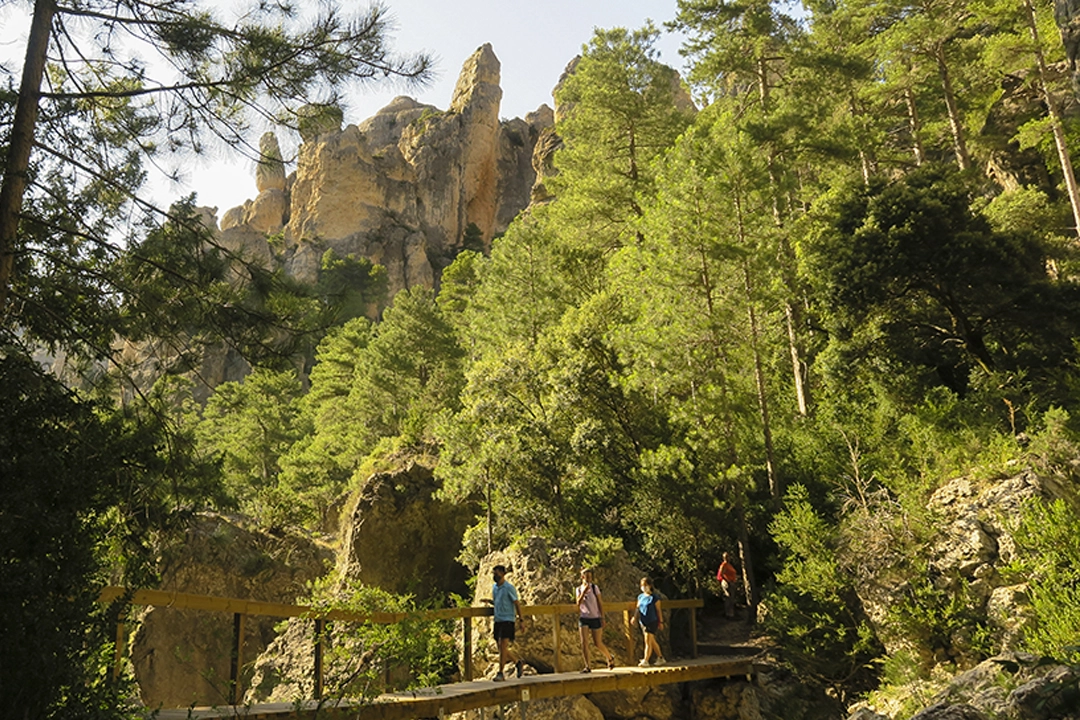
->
xmin=151 ymin=657 xmax=760 ymax=720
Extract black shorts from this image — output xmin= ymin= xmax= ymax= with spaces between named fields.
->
xmin=641 ymin=621 xmax=659 ymax=635
xmin=579 ymin=616 xmax=602 ymax=630
xmin=494 ymin=620 xmax=516 ymax=641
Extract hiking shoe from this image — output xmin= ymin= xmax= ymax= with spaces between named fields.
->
xmin=638 ymin=659 xmax=650 ymax=667
xmin=654 ymin=658 xmax=666 ymax=666
xmin=580 ymin=667 xmax=591 ymax=673
xmin=607 ymin=658 xmax=616 ymax=670
xmin=516 ymin=660 xmax=524 ymax=678
xmin=494 ymin=672 xmax=505 ymax=682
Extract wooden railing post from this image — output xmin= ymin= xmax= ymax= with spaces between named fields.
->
xmin=552 ymin=613 xmax=562 ymax=673
xmin=463 ymin=616 xmax=473 ymax=681
xmin=623 ymin=609 xmax=636 ymax=665
xmin=229 ymin=612 xmax=246 ymax=705
xmin=690 ymin=604 xmax=698 ymax=658
xmin=313 ymin=618 xmax=325 ymax=700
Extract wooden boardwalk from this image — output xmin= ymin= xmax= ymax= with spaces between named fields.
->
xmin=155 ymin=655 xmax=764 ymax=720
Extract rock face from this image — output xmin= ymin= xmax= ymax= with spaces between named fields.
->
xmin=883 ymin=652 xmax=1080 ymax=720
xmin=129 ymin=513 xmax=332 ymax=708
xmin=855 ymin=468 xmax=1072 ymax=665
xmin=339 ymin=461 xmax=475 ymax=602
xmin=217 ymin=44 xmax=552 ymax=302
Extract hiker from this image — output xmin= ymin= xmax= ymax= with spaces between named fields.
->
xmin=716 ymin=552 xmax=738 ymax=619
xmin=480 ymin=564 xmax=525 ymax=681
xmin=632 ymin=576 xmax=664 ymax=666
xmin=576 ymin=568 xmax=616 ymax=672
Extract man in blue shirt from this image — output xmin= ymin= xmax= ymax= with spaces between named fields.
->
xmin=480 ymin=564 xmax=524 ymax=681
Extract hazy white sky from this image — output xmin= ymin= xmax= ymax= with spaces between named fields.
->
xmin=186 ymin=0 xmax=690 ymax=216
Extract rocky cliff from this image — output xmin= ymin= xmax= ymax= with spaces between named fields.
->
xmin=214 ymin=43 xmax=552 ymax=301
xmin=129 ymin=513 xmax=332 ymax=708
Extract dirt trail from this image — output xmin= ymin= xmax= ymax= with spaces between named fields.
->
xmin=694 ymin=604 xmax=772 ymax=658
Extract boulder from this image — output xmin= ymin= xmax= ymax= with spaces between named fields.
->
xmin=129 ymin=513 xmax=332 ymax=708
xmin=338 ymin=461 xmax=474 ymax=601
xmin=892 ymin=652 xmax=1080 ymax=720
xmin=590 ymin=685 xmax=682 ymax=719
xmin=690 ymin=680 xmax=763 ymax=720
xmin=219 ymin=204 xmax=245 ymax=231
xmin=1006 ymin=664 xmax=1080 ymax=720
xmin=530 ymin=124 xmax=562 ymax=204
xmin=910 ymin=705 xmax=989 ymax=720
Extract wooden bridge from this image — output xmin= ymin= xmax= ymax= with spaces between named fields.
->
xmin=100 ymin=587 xmax=765 ymax=720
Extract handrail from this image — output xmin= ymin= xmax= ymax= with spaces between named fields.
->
xmin=99 ymin=586 xmax=703 ymax=706
xmin=97 ymin=586 xmax=702 ymax=622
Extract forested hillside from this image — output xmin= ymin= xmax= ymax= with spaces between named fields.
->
xmin=7 ymin=0 xmax=1080 ymax=717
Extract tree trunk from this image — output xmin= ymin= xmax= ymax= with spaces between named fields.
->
xmin=785 ymin=301 xmax=809 ymax=416
xmin=745 ymin=265 xmax=778 ymax=500
xmin=904 ymin=85 xmax=926 ymax=166
xmin=935 ymin=44 xmax=971 ymax=172
xmin=734 ymin=194 xmax=778 ymax=500
xmin=486 ymin=479 xmax=493 ymax=554
xmin=0 ymin=0 xmax=56 ymax=313
xmin=734 ymin=499 xmax=759 ymax=620
xmin=1026 ymin=0 xmax=1080 ymax=239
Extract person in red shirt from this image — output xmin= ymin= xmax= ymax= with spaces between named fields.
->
xmin=716 ymin=552 xmax=738 ymax=619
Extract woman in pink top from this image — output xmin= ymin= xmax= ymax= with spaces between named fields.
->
xmin=576 ymin=568 xmax=616 ymax=671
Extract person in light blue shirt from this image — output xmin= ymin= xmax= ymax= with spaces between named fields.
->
xmin=480 ymin=564 xmax=524 ymax=681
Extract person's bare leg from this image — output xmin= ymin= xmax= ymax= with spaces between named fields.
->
xmin=648 ymin=634 xmax=663 ymax=661
xmin=592 ymin=628 xmax=614 ymax=666
xmin=498 ymin=637 xmax=519 ymax=675
xmin=579 ymin=625 xmax=591 ymax=669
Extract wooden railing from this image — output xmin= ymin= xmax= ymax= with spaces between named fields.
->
xmin=98 ymin=587 xmax=703 ymax=706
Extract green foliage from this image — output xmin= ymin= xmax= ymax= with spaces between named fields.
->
xmin=885 ymin=574 xmax=996 ymax=668
xmin=803 ymin=165 xmax=1080 ymax=408
xmin=582 ymin=536 xmax=625 ymax=570
xmin=348 ymin=286 xmax=465 ymax=451
xmin=0 ymin=345 xmax=216 ymax=719
xmin=551 ymin=24 xmax=695 ymax=260
xmin=197 ymin=369 xmax=309 ymax=526
xmin=764 ymin=484 xmax=884 ymax=701
xmin=1011 ymin=486 xmax=1080 ymax=663
xmin=316 ymin=249 xmax=387 ymax=323
xmin=294 ymin=577 xmax=455 ymax=701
